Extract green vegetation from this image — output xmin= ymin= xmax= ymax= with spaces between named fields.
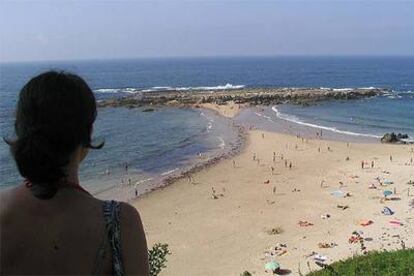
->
xmin=149 ymin=243 xmax=171 ymax=276
xmin=307 ymin=249 xmax=414 ymax=276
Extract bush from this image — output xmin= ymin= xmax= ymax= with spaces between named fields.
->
xmin=307 ymin=249 xmax=414 ymax=276
xmin=149 ymin=243 xmax=171 ymax=276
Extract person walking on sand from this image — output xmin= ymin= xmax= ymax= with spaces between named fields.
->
xmin=390 ymin=155 xmax=393 ymax=162
xmin=371 ymin=161 xmax=374 ymax=168
xmin=289 ymin=162 xmax=292 ymax=169
xmin=361 ymin=161 xmax=365 ymax=169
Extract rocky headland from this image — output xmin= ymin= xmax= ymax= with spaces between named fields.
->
xmin=97 ymin=87 xmax=387 ymax=109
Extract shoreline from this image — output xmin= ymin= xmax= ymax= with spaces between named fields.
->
xmin=97 ymin=101 xmax=389 ymax=202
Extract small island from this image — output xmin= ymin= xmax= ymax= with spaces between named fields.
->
xmin=98 ymin=87 xmax=387 ymax=109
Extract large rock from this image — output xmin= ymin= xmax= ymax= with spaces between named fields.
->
xmin=381 ymin=132 xmax=410 ymax=144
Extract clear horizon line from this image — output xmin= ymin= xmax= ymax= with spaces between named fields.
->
xmin=1 ymin=54 xmax=414 ymax=64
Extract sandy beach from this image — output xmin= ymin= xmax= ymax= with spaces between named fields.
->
xmin=133 ymin=106 xmax=414 ymax=275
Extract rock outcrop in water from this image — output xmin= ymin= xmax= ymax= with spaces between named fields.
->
xmin=97 ymin=87 xmax=387 ymax=108
xmin=381 ymin=132 xmax=411 ymax=144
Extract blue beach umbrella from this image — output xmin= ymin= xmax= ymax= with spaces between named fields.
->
xmin=383 ymin=190 xmax=393 ymax=197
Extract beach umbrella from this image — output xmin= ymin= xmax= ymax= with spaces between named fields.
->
xmin=383 ymin=190 xmax=393 ymax=197
xmin=265 ymin=261 xmax=280 ymax=271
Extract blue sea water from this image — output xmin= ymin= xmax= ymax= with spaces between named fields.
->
xmin=1 ymin=57 xmax=413 ymax=198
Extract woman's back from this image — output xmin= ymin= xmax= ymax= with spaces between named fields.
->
xmin=1 ymin=186 xmax=114 ymax=274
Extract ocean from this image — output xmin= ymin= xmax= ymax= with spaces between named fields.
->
xmin=1 ymin=56 xmax=413 ymax=199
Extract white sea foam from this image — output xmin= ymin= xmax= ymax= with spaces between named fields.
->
xmin=94 ymin=88 xmax=120 ymax=93
xmin=134 ymin=178 xmax=153 ymax=186
xmin=94 ymin=83 xmax=245 ymax=94
xmin=94 ymin=88 xmax=141 ymax=94
xmin=333 ymin=88 xmax=353 ymax=92
xmin=161 ymin=168 xmax=178 ymax=176
xmin=271 ymin=106 xmax=381 ymax=139
xmin=217 ymin=137 xmax=226 ymax=149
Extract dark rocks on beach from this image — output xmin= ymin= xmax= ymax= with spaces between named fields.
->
xmin=381 ymin=132 xmax=411 ymax=144
xmin=142 ymin=108 xmax=155 ymax=112
xmin=97 ymin=87 xmax=388 ymax=109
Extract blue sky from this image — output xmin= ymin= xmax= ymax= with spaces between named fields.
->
xmin=1 ymin=0 xmax=413 ymax=62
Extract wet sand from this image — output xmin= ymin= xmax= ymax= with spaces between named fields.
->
xmin=132 ymin=121 xmax=414 ymax=275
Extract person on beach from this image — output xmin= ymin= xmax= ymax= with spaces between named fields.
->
xmin=0 ymin=71 xmax=149 ymax=275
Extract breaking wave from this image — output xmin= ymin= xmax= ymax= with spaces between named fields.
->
xmin=94 ymin=83 xmax=245 ymax=94
xmin=271 ymin=106 xmax=381 ymax=138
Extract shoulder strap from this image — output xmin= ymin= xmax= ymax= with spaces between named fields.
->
xmin=103 ymin=200 xmax=125 ymax=276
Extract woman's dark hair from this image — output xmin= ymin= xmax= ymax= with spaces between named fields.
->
xmin=6 ymin=71 xmax=103 ymax=199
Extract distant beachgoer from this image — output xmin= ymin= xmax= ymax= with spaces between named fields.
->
xmin=361 ymin=161 xmax=364 ymax=169
xmin=390 ymin=155 xmax=393 ymax=162
xmin=272 ymin=155 xmax=276 ymax=162
xmin=271 ymin=166 xmax=275 ymax=174
xmin=262 ymin=133 xmax=265 ymax=139
xmin=253 ymin=153 xmax=256 ymax=161
xmin=289 ymin=162 xmax=292 ymax=169
xmin=371 ymin=161 xmax=374 ymax=168
xmin=135 ymin=188 xmax=138 ymax=197
xmin=0 ymin=71 xmax=149 ymax=275
xmin=125 ymin=162 xmax=128 ymax=173
xmin=273 ymin=186 xmax=276 ymax=194
xmin=318 ymin=147 xmax=321 ymax=153
xmin=232 ymin=160 xmax=236 ymax=168
xmin=128 ymin=178 xmax=131 ymax=185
